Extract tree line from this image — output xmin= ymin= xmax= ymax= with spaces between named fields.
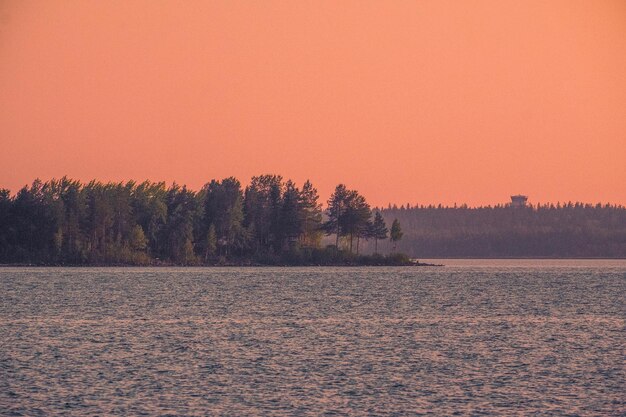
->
xmin=0 ymin=176 xmax=406 ymax=265
xmin=369 ymin=202 xmax=626 ymax=258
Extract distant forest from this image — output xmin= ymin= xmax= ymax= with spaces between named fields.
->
xmin=0 ymin=177 xmax=405 ymax=266
xmin=370 ymin=203 xmax=626 ymax=258
xmin=1 ymin=177 xmax=624 ymax=265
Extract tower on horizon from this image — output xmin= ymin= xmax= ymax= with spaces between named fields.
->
xmin=510 ymin=195 xmax=528 ymax=207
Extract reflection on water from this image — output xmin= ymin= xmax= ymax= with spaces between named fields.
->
xmin=1 ymin=263 xmax=625 ymax=415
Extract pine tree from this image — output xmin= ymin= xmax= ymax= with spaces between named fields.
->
xmin=390 ymin=218 xmax=403 ymax=252
xmin=370 ymin=211 xmax=388 ymax=254
xmin=342 ymin=190 xmax=371 ymax=254
xmin=279 ymin=180 xmax=303 ymax=249
xmin=244 ymin=174 xmax=283 ymax=252
xmin=322 ymin=185 xmax=372 ymax=253
xmin=299 ymin=180 xmax=322 ymax=248
xmin=204 ymin=177 xmax=245 ymax=256
xmin=322 ymin=184 xmax=349 ymax=249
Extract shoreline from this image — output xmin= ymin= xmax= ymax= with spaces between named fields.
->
xmin=0 ymin=261 xmax=444 ymax=267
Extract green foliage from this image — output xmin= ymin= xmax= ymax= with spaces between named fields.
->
xmin=129 ymin=225 xmax=148 ymax=251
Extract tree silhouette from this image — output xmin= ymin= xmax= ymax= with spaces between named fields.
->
xmin=390 ymin=219 xmax=403 ymax=252
xmin=369 ymin=211 xmax=388 ymax=254
xmin=2 ymin=176 xmax=622 ymax=264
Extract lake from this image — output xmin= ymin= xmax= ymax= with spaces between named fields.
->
xmin=1 ymin=261 xmax=625 ymax=415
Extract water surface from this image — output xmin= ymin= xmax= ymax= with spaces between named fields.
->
xmin=1 ymin=261 xmax=625 ymax=415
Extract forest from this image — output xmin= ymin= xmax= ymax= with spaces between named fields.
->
xmin=0 ymin=176 xmax=406 ymax=266
xmin=2 ymin=177 xmax=624 ymax=265
xmin=371 ymin=202 xmax=626 ymax=258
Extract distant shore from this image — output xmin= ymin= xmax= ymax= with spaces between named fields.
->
xmin=0 ymin=259 xmax=444 ymax=267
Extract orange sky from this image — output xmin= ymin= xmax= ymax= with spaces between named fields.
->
xmin=1 ymin=0 xmax=625 ymax=206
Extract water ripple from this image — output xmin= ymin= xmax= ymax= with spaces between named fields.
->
xmin=1 ymin=265 xmax=624 ymax=416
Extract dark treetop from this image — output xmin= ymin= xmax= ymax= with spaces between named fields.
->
xmin=0 ymin=177 xmax=410 ymax=266
xmin=2 ymin=176 xmax=624 ymax=265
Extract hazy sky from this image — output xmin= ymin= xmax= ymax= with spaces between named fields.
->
xmin=1 ymin=0 xmax=625 ymax=206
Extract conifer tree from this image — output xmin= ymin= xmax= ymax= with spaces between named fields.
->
xmin=204 ymin=177 xmax=245 ymax=256
xmin=280 ymin=180 xmax=303 ymax=249
xmin=370 ymin=211 xmax=388 ymax=254
xmin=323 ymin=184 xmax=349 ymax=249
xmin=299 ymin=180 xmax=322 ymax=248
xmin=342 ymin=190 xmax=371 ymax=254
xmin=244 ymin=174 xmax=283 ymax=252
xmin=390 ymin=218 xmax=403 ymax=252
